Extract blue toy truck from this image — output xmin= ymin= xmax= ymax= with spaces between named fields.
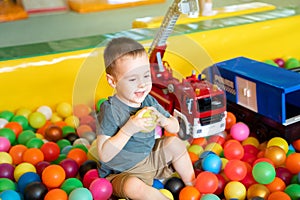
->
xmin=205 ymin=57 xmax=300 ymax=143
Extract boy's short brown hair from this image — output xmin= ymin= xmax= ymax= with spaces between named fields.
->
xmin=104 ymin=37 xmax=147 ymax=75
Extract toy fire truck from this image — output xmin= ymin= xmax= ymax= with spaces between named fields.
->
xmin=148 ymin=0 xmax=226 ymax=139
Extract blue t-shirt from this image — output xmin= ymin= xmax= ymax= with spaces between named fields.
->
xmin=97 ymin=94 xmax=170 ymax=177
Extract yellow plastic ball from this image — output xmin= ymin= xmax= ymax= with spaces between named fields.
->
xmin=224 ymin=181 xmax=246 ymax=200
xmin=188 ymin=144 xmax=204 ymax=157
xmin=15 ymin=107 xmax=32 ymax=118
xmin=205 ymin=142 xmax=223 ymax=155
xmin=64 ymin=115 xmax=80 ymax=128
xmin=267 ymin=137 xmax=289 ymax=154
xmin=0 ymin=152 xmax=13 ymax=164
xmin=14 ymin=162 xmax=36 ymax=181
xmin=242 ymin=136 xmax=260 ymax=148
xmin=51 ymin=112 xmax=63 ymax=123
xmin=28 ymin=111 xmax=46 ymax=128
xmin=160 ymin=189 xmax=174 ymax=200
xmin=221 ymin=157 xmax=229 ymax=170
xmin=56 ymin=102 xmax=73 ymax=118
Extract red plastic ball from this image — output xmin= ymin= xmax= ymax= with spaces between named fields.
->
xmin=40 ymin=142 xmax=60 ymax=162
xmin=67 ymin=148 xmax=87 ymax=166
xmin=9 ymin=144 xmax=28 ymax=165
xmin=195 ymin=171 xmax=218 ymax=194
xmin=223 ymin=139 xmax=244 ymax=160
xmin=83 ymin=169 xmax=100 ymax=188
xmin=224 ymin=159 xmax=247 ymax=181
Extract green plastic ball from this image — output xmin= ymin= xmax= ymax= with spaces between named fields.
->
xmin=284 ymin=184 xmax=300 ymax=200
xmin=0 ymin=111 xmax=14 ymax=121
xmin=0 ymin=178 xmax=16 ymax=192
xmin=26 ymin=137 xmax=44 ymax=148
xmin=252 ymin=161 xmax=276 ymax=184
xmin=0 ymin=128 xmax=16 ymax=144
xmin=61 ymin=178 xmax=83 ymax=195
xmin=28 ymin=112 xmax=46 ymax=129
xmin=11 ymin=115 xmax=29 ymax=130
xmin=285 ymin=58 xmax=300 ymax=69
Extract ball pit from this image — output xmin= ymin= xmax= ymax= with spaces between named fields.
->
xmin=1 ymin=102 xmax=300 ymax=200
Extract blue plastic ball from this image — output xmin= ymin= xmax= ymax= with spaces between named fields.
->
xmin=201 ymin=153 xmax=222 ymax=174
xmin=152 ymin=179 xmax=164 ymax=189
xmin=0 ymin=190 xmax=21 ymax=200
xmin=18 ymin=172 xmax=41 ymax=193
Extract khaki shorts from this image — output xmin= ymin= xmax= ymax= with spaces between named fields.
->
xmin=106 ymin=138 xmax=175 ymax=198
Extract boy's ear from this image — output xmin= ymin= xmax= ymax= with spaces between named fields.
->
xmin=106 ymin=74 xmax=116 ymax=88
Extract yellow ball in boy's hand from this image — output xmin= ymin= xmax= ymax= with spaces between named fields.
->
xmin=136 ymin=109 xmax=157 ymax=132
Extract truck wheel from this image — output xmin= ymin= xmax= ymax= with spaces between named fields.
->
xmin=177 ymin=118 xmax=190 ymax=140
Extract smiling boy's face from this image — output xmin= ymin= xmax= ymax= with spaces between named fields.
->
xmin=106 ymin=53 xmax=152 ymax=107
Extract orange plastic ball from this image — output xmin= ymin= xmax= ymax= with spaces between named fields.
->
xmin=265 ymin=177 xmax=286 ymax=193
xmin=188 ymin=152 xmax=199 ymax=165
xmin=179 ymin=186 xmax=200 ymax=200
xmin=76 ymin=124 xmax=93 ymax=138
xmin=54 ymin=121 xmax=68 ymax=128
xmin=195 ymin=171 xmax=218 ymax=194
xmin=67 ymin=148 xmax=87 ymax=166
xmin=268 ymin=191 xmax=291 ymax=200
xmin=285 ymin=152 xmax=300 ymax=174
xmin=22 ymin=148 xmax=44 ymax=165
xmin=191 ymin=137 xmax=207 ymax=147
xmin=292 ymin=139 xmax=300 ymax=152
xmin=4 ymin=122 xmax=23 ymax=137
xmin=264 ymin=146 xmax=286 ymax=167
xmin=36 ymin=121 xmax=52 ymax=135
xmin=42 ymin=165 xmax=66 ymax=188
xmin=9 ymin=144 xmax=28 ymax=165
xmin=73 ymin=104 xmax=91 ymax=118
xmin=226 ymin=112 xmax=236 ymax=130
xmin=44 ymin=188 xmax=68 ymax=200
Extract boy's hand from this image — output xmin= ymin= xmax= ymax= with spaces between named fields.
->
xmin=121 ymin=107 xmax=158 ymax=136
xmin=147 ymin=107 xmax=168 ymax=128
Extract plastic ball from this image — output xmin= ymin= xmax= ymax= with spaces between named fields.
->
xmin=164 ymin=177 xmax=185 ymax=199
xmin=11 ymin=115 xmax=29 ymax=129
xmin=0 ymin=136 xmax=11 ymax=152
xmin=224 ymin=181 xmax=246 ymax=200
xmin=204 ymin=142 xmax=223 ymax=155
xmin=267 ymin=137 xmax=289 ymax=154
xmin=73 ymin=104 xmax=91 ymax=118
xmin=224 ymin=159 xmax=247 ymax=181
xmin=64 ymin=115 xmax=80 ymax=128
xmin=40 ymin=142 xmax=60 ymax=162
xmin=0 ymin=178 xmax=16 ymax=192
xmin=285 ymin=57 xmax=300 ymax=69
xmin=264 ymin=146 xmax=286 ymax=167
xmin=61 ymin=177 xmax=83 ymax=195
xmin=83 ymin=169 xmax=99 ymax=188
xmin=195 ymin=171 xmax=219 ymax=194
xmin=0 ymin=128 xmax=16 ymax=144
xmin=247 ymin=184 xmax=270 ymax=200
xmin=44 ymin=188 xmax=68 ymax=200
xmin=201 ymin=153 xmax=222 ymax=174
xmin=18 ymin=172 xmax=41 ymax=194
xmin=274 ymin=58 xmax=285 ymax=68
xmin=276 ymin=167 xmax=293 ymax=185
xmin=242 ymin=136 xmax=260 ymax=147
xmin=284 ymin=184 xmax=300 ymax=200
xmin=78 ymin=160 xmax=98 ymax=178
xmin=152 ymin=179 xmax=164 ymax=189
xmin=89 ymin=177 xmax=113 ymax=200
xmin=26 ymin=137 xmax=44 ymax=148
xmin=160 ymin=189 xmax=174 ymax=200
xmin=225 ymin=111 xmax=236 ymax=130
xmin=285 ymin=152 xmax=300 ymax=174
xmin=0 ymin=152 xmax=12 ymax=164
xmin=252 ymin=161 xmax=276 ymax=184
xmin=51 ymin=112 xmax=63 ymax=123
xmin=80 ymin=131 xmax=96 ymax=143
xmin=230 ymin=122 xmax=250 ymax=141
xmin=59 ymin=158 xmax=79 ymax=178
xmin=9 ymin=144 xmax=27 ymax=165
xmin=0 ymin=110 xmax=14 ymax=121
xmin=265 ymin=177 xmax=286 ymax=193
xmin=178 ymin=186 xmax=200 ymax=200
xmin=37 ymin=105 xmax=53 ymax=120
xmin=76 ymin=124 xmax=93 ymax=137
xmin=35 ymin=161 xmax=50 ymax=176
xmin=24 ymin=181 xmax=48 ymax=200
xmin=4 ymin=122 xmax=23 ymax=137
xmin=0 ymin=189 xmax=21 ymax=200
xmin=14 ymin=162 xmax=36 ymax=181
xmin=0 ymin=163 xmax=14 ymax=180
xmin=17 ymin=130 xmax=36 ymax=145
xmin=56 ymin=102 xmax=73 ymax=118
xmin=69 ymin=187 xmax=93 ymax=200
xmin=67 ymin=148 xmax=87 ymax=166
xmin=28 ymin=112 xmax=46 ymax=129
xmin=268 ymin=191 xmax=291 ymax=200
xmin=214 ymin=173 xmax=227 ymax=195
xmin=223 ymin=139 xmax=244 ymax=160
xmin=0 ymin=118 xmax=8 ymax=128
xmin=44 ymin=125 xmax=63 ymax=142
xmin=22 ymin=148 xmax=44 ymax=165
xmin=201 ymin=194 xmax=221 ymax=200
xmin=42 ymin=164 xmax=66 ymax=188
xmin=15 ymin=107 xmax=32 ymax=118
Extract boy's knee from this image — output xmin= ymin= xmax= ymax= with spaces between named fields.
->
xmin=123 ymin=176 xmax=145 ymax=197
xmin=164 ymin=136 xmax=187 ymax=155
